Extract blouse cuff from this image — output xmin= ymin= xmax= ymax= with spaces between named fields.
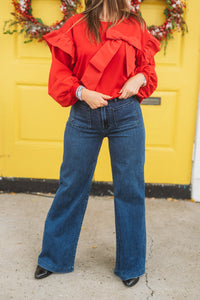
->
xmin=71 ymin=82 xmax=82 ymax=99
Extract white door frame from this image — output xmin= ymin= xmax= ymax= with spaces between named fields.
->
xmin=191 ymin=84 xmax=200 ymax=202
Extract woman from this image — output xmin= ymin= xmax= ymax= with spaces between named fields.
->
xmin=35 ymin=0 xmax=160 ymax=287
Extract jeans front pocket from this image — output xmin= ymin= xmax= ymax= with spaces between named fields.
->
xmin=113 ymin=97 xmax=139 ymax=129
xmin=68 ymin=101 xmax=91 ymax=129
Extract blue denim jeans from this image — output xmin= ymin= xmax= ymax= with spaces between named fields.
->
xmin=38 ymin=96 xmax=146 ymax=281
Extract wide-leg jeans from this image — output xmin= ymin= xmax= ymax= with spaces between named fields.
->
xmin=38 ymin=96 xmax=146 ymax=281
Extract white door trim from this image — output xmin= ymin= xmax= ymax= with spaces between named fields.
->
xmin=191 ymin=84 xmax=200 ymax=202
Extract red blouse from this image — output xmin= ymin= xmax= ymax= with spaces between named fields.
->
xmin=43 ymin=13 xmax=161 ymax=107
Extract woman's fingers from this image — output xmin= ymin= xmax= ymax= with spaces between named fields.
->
xmin=100 ymin=94 xmax=112 ymax=99
xmin=99 ymin=94 xmax=111 ymax=106
xmin=100 ymin=98 xmax=108 ymax=106
xmin=118 ymin=89 xmax=128 ymax=99
xmin=82 ymin=90 xmax=112 ymax=109
xmin=118 ymin=88 xmax=139 ymax=99
xmin=118 ymin=75 xmax=143 ymax=99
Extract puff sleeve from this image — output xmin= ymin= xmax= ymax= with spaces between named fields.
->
xmin=135 ymin=26 xmax=161 ymax=103
xmin=43 ymin=18 xmax=81 ymax=107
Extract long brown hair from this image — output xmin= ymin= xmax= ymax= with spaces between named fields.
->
xmin=68 ymin=0 xmax=145 ymax=44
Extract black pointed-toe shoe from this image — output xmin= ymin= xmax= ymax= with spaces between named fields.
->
xmin=122 ymin=276 xmax=139 ymax=287
xmin=35 ymin=265 xmax=53 ymax=279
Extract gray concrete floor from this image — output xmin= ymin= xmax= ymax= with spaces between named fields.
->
xmin=0 ymin=193 xmax=199 ymax=300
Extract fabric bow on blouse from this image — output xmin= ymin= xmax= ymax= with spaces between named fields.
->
xmin=43 ymin=13 xmax=161 ymax=107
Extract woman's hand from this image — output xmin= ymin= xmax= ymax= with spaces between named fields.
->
xmin=81 ymin=88 xmax=112 ymax=109
xmin=118 ymin=73 xmax=145 ymax=99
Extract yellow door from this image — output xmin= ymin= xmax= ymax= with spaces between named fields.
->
xmin=1 ymin=0 xmax=200 ymax=184
xmin=95 ymin=0 xmax=200 ymax=184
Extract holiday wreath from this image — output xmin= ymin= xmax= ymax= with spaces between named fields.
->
xmin=131 ymin=0 xmax=187 ymax=52
xmin=3 ymin=0 xmax=81 ymax=43
xmin=3 ymin=0 xmax=187 ymax=51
